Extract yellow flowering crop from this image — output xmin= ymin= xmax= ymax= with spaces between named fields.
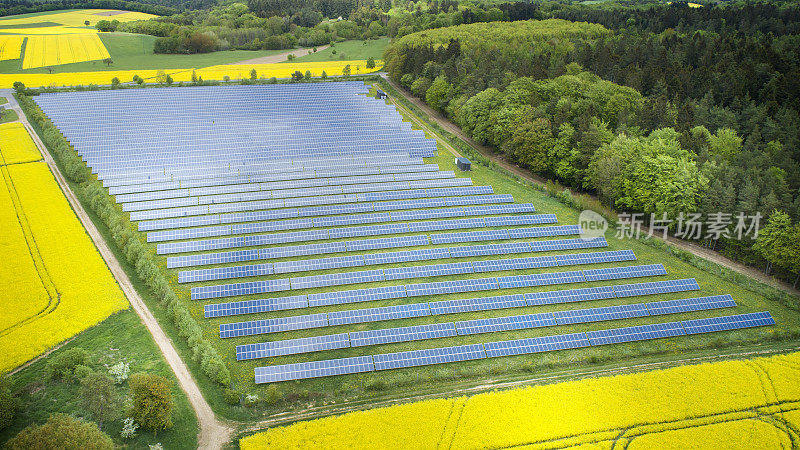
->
xmin=0 ymin=9 xmax=155 ymax=29
xmin=177 ymin=60 xmax=384 ymax=82
xmin=241 ymin=352 xmax=800 ymax=449
xmin=21 ymin=34 xmax=110 ymax=69
xmin=0 ymin=123 xmax=42 ymax=165
xmin=0 ymin=35 xmax=23 ymax=61
xmin=0 ymin=161 xmax=127 ymax=373
xmin=0 ymin=60 xmax=381 ymax=88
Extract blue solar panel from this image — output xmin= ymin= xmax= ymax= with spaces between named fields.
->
xmin=682 ymin=311 xmax=775 ymax=334
xmin=405 ymin=278 xmax=499 ymax=297
xmin=204 ymin=295 xmax=308 ymax=318
xmin=613 ymin=278 xmax=700 ymax=297
xmin=484 ymin=332 xmax=590 ymax=358
xmin=192 ymin=278 xmax=291 ymax=300
xmin=455 ymin=312 xmax=557 ymax=335
xmin=586 ymin=321 xmax=686 ymax=345
xmin=646 ymin=295 xmax=736 ymax=316
xmin=290 ymin=269 xmax=385 ymax=290
xmin=178 ymin=263 xmax=273 ymax=283
xmin=350 ymin=323 xmax=457 ymax=347
xmin=372 ymin=344 xmax=486 ymax=370
xmin=254 ymin=355 xmax=374 ymax=383
xmin=525 ymin=285 xmax=617 ymax=306
xmin=273 ymin=255 xmax=365 ymax=274
xmin=327 ymin=303 xmax=430 ymax=326
xmin=219 ymin=313 xmax=328 ymax=338
xmin=307 ymin=284 xmax=408 ymax=307
xmin=429 ymin=294 xmax=527 ymax=315
xmin=236 ymin=333 xmax=351 ymax=360
xmin=553 ymin=303 xmax=650 ymax=325
xmin=384 ymin=261 xmax=475 ymax=281
xmin=582 ymin=264 xmax=667 ymax=282
xmin=497 ymin=270 xmax=586 ymax=289
xmin=364 ymin=248 xmax=451 ymax=266
xmin=484 ymin=214 xmax=557 ymax=227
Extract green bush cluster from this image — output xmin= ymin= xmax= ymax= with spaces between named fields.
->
xmin=16 ymin=94 xmax=232 ymax=388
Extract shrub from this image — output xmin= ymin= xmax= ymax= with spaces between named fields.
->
xmin=46 ymin=348 xmax=89 ymax=381
xmin=223 ymin=388 xmax=241 ymax=405
xmin=6 ymin=414 xmax=113 ymax=449
xmin=108 ymin=361 xmax=130 ymax=384
xmin=73 ymin=364 xmax=94 ymax=380
xmin=120 ymin=418 xmax=138 ymax=439
xmin=129 ymin=373 xmax=173 ymax=432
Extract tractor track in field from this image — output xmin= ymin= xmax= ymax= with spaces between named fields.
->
xmin=4 ymin=91 xmax=234 ymax=450
xmin=377 ymin=74 xmax=800 ymax=298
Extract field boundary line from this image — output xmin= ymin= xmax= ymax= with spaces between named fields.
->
xmin=8 ymin=93 xmax=234 ymax=450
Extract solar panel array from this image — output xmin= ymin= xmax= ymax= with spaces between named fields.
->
xmin=253 ymin=311 xmax=775 ymax=382
xmin=33 ymin=82 xmax=776 ymax=386
xmin=192 ymin=249 xmax=636 ymax=297
xmin=234 ymin=294 xmax=736 ymax=359
xmin=33 ymin=83 xmax=437 ymax=179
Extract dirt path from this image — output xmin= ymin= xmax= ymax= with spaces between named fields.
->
xmin=379 ymin=75 xmax=800 ymax=297
xmin=229 ymin=45 xmax=330 ymax=65
xmin=3 ymin=90 xmax=234 ymax=450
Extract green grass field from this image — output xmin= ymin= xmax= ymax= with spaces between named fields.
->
xmin=285 ymin=38 xmax=390 ymax=63
xmin=144 ymin=84 xmax=800 ymax=420
xmin=1 ymin=108 xmax=17 ymax=123
xmin=0 ymin=33 xmax=292 ymax=74
xmin=0 ymin=310 xmax=199 ymax=448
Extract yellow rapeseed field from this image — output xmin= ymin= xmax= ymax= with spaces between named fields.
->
xmin=21 ymin=34 xmax=110 ymax=69
xmin=240 ymin=352 xmax=800 ymax=449
xmin=0 ymin=161 xmax=127 ymax=373
xmin=183 ymin=60 xmax=384 ymax=81
xmin=0 ymin=123 xmax=41 ymax=164
xmin=0 ymin=9 xmax=155 ymax=29
xmin=0 ymin=35 xmax=24 ymax=61
xmin=0 ymin=60 xmax=382 ymax=88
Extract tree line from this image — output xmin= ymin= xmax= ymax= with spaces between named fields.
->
xmin=384 ymin=3 xmax=800 ymax=286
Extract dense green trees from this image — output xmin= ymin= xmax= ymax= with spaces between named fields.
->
xmin=385 ymin=5 xmax=800 ymax=284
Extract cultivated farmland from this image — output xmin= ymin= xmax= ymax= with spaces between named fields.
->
xmin=239 ymin=350 xmax=800 ymax=448
xmin=0 ymin=132 xmax=128 ymax=372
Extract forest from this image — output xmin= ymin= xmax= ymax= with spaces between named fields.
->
xmin=384 ymin=2 xmax=800 ymax=286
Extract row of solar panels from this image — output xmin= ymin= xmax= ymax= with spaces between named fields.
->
xmin=160 ymin=212 xmax=556 ymax=255
xmin=91 ymin=146 xmax=436 ymax=175
xmin=180 ymin=236 xmax=607 ymax=283
xmin=151 ymin=202 xmax=537 ymax=243
xmin=253 ymin=311 xmax=776 ymax=383
xmin=204 ymin=265 xmax=693 ymax=320
xmin=189 ymin=249 xmax=633 ymax=292
xmin=117 ymin=169 xmax=449 ymax=204
xmin=168 ymin=225 xmax=583 ymax=269
xmin=146 ymin=200 xmax=533 ymax=235
xmin=84 ymin=140 xmax=437 ymax=171
xmin=106 ymin=158 xmax=432 ymax=190
xmin=209 ymin=264 xmax=668 ymax=327
xmin=123 ymin=177 xmax=474 ymax=212
xmin=131 ymin=186 xmax=501 ymax=222
xmin=236 ymin=294 xmax=736 ymax=360
xmin=112 ymin=163 xmax=440 ymax=195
